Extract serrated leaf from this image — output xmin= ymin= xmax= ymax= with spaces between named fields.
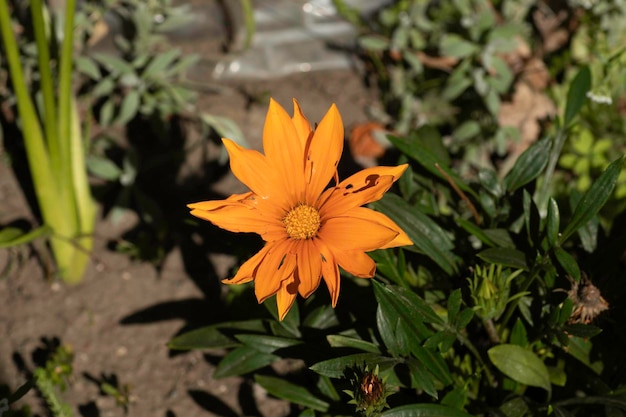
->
xmin=560 ymin=156 xmax=624 ymax=243
xmin=309 ymin=353 xmax=400 ymax=378
xmin=477 ymin=248 xmax=528 ymax=270
xmin=381 ymin=403 xmax=475 ymax=417
xmin=255 ymin=375 xmax=329 ymax=412
xmin=214 ymin=345 xmax=278 ymax=378
xmin=488 ymin=344 xmax=551 ymax=391
xmin=504 ymin=137 xmax=551 ymax=193
xmin=564 ymin=66 xmax=591 ymax=126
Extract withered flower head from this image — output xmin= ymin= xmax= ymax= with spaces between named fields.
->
xmin=567 ymin=273 xmax=609 ymax=324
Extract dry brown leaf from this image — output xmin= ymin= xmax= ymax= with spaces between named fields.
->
xmin=416 ymin=51 xmax=459 ymax=72
xmin=349 ymin=122 xmax=387 ymax=159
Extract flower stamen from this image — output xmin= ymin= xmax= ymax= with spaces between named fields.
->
xmin=283 ymin=205 xmax=320 ymax=240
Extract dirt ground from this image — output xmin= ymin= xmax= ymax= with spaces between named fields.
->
xmin=0 ymin=3 xmax=379 ymax=416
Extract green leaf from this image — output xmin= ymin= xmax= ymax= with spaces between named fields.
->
xmin=381 ymin=403 xmax=475 ymax=417
xmin=86 ymin=155 xmax=122 ymax=181
xmin=254 ymin=375 xmax=329 ymax=412
xmin=560 ymin=156 xmax=624 ymax=243
xmin=75 ymin=56 xmax=101 ymax=80
xmin=477 ymin=248 xmax=528 ymax=270
xmin=563 ymin=323 xmax=602 ymax=339
xmin=264 ymin=297 xmax=301 ymax=337
xmin=235 ymin=334 xmax=301 ymax=353
xmin=201 ymin=112 xmax=247 ymax=148
xmin=142 ymin=49 xmax=181 ymax=79
xmin=564 ymin=66 xmax=591 ymax=127
xmin=374 ymin=194 xmax=461 ymax=275
xmin=326 ymin=335 xmax=381 ymax=353
xmin=447 ymin=289 xmax=462 ymax=326
xmin=358 ymin=35 xmax=390 ymax=51
xmin=406 ymin=358 xmax=438 ymax=399
xmin=214 ymin=345 xmax=278 ymax=378
xmin=0 ymin=225 xmax=51 ymax=248
xmin=91 ymin=52 xmax=135 ymax=74
xmin=309 ymin=353 xmax=400 ymax=378
xmin=167 ymin=320 xmax=266 ymax=350
xmin=387 ymin=132 xmax=475 ymax=196
xmin=546 ymin=198 xmax=560 ymax=247
xmin=303 ymin=304 xmax=339 ymax=329
xmin=116 ymin=90 xmax=140 ymax=125
xmin=488 ymin=344 xmax=551 ymax=391
xmin=440 ymin=34 xmax=478 ymax=58
xmin=553 ymin=247 xmax=580 ymax=282
xmin=453 ymin=120 xmax=481 ymax=141
xmin=504 ymin=137 xmax=551 ymax=193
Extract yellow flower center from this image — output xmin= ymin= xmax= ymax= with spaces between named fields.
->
xmin=283 ymin=205 xmax=321 ymax=240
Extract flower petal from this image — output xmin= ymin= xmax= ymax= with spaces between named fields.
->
xmin=222 ymin=244 xmax=270 ymax=285
xmin=294 ymin=240 xmax=322 ymax=298
xmin=313 ymin=239 xmax=341 ymax=307
xmin=333 ymin=250 xmax=376 ymax=278
xmin=319 ymin=164 xmax=408 ymax=216
xmin=292 ymin=98 xmax=312 ymax=147
xmin=305 ymin=103 xmax=344 ymax=203
xmin=263 ymin=98 xmax=306 ymax=202
xmin=276 ymin=276 xmax=298 ymax=321
xmin=318 ymin=215 xmax=399 ymax=252
xmin=188 ymin=195 xmax=281 ymax=238
xmin=344 ymin=207 xmax=413 ymax=249
xmin=255 ymin=240 xmax=294 ymax=303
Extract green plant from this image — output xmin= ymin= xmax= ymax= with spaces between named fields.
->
xmin=170 ymin=62 xmax=625 ymax=416
xmin=0 ymin=0 xmax=96 ymax=283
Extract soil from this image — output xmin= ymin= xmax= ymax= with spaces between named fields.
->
xmin=0 ymin=2 xmax=378 ymax=416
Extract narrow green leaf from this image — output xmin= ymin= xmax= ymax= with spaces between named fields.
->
xmin=546 ymin=198 xmax=560 ymax=247
xmin=374 ymin=194 xmax=461 ymax=275
xmin=326 ymin=335 xmax=381 ymax=353
xmin=142 ymin=49 xmax=181 ymax=79
xmin=254 ymin=375 xmax=329 ymax=412
xmin=235 ymin=334 xmax=301 ymax=353
xmin=504 ymin=137 xmax=551 ymax=193
xmin=309 ymin=353 xmax=400 ymax=378
xmin=75 ymin=56 xmax=102 ymax=80
xmin=477 ymin=248 xmax=528 ymax=270
xmin=553 ymin=247 xmax=580 ymax=282
xmin=0 ymin=225 xmax=51 ymax=249
xmin=560 ymin=156 xmax=624 ymax=243
xmin=116 ymin=90 xmax=140 ymax=125
xmin=381 ymin=403 xmax=475 ymax=417
xmin=406 ymin=358 xmax=438 ymax=399
xmin=358 ymin=35 xmax=390 ymax=51
xmin=214 ymin=345 xmax=278 ymax=378
xmin=167 ymin=320 xmax=266 ymax=350
xmin=488 ymin=344 xmax=551 ymax=391
xmin=387 ymin=133 xmax=475 ymax=196
xmin=564 ymin=66 xmax=591 ymax=127
xmin=447 ymin=289 xmax=462 ymax=326
xmin=563 ymin=323 xmax=602 ymax=339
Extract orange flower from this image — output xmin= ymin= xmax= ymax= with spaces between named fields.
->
xmin=188 ymin=98 xmax=412 ymax=320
